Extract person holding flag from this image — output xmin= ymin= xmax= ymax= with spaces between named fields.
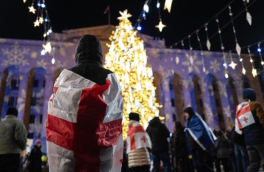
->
xmin=46 ymin=35 xmax=124 ymax=172
xmin=126 ymin=112 xmax=151 ymax=172
xmin=235 ymin=88 xmax=264 ymax=172
xmin=184 ymin=107 xmax=215 ymax=172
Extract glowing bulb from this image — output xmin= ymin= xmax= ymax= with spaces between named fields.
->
xmin=143 ymin=13 xmax=146 ymax=19
xmin=137 ymin=25 xmax=142 ymax=31
xmin=39 ymin=17 xmax=44 ymax=24
xmin=258 ymin=48 xmax=261 ymax=52
xmin=41 ymin=49 xmax=45 ymax=56
xmin=223 ymin=63 xmax=226 ymax=67
xmin=252 ymin=68 xmax=257 ymax=77
xmin=240 ymin=58 xmax=243 ymax=62
xmin=48 ymin=29 xmax=52 ymax=33
xmin=225 ymin=73 xmax=229 ymax=79
xmin=242 ymin=68 xmax=246 ymax=75
xmin=41 ymin=3 xmax=45 ymax=8
xmin=51 ymin=58 xmax=55 ymax=64
xmin=44 ymin=18 xmax=49 ymax=22
xmin=143 ymin=4 xmax=149 ymax=13
xmin=157 ymin=1 xmax=160 ymax=8
xmin=250 ymin=59 xmax=253 ymax=63
xmin=262 ymin=61 xmax=264 ymax=65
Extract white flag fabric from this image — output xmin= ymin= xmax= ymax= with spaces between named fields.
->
xmin=126 ymin=122 xmax=151 ymax=154
xmin=235 ymin=101 xmax=255 ymax=134
xmin=46 ymin=69 xmax=124 ymax=172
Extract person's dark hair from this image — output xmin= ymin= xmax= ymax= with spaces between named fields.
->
xmin=217 ymin=130 xmax=223 ymax=136
xmin=184 ymin=107 xmax=195 ymax=121
xmin=175 ymin=121 xmax=183 ymax=130
xmin=174 ymin=121 xmax=183 ymax=145
xmin=6 ymin=107 xmax=18 ymax=117
xmin=129 ymin=112 xmax=140 ymax=122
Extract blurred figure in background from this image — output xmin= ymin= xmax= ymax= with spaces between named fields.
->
xmin=147 ymin=117 xmax=171 ymax=172
xmin=225 ymin=130 xmax=237 ymax=172
xmin=215 ymin=130 xmax=229 ymax=172
xmin=28 ymin=140 xmax=42 ymax=172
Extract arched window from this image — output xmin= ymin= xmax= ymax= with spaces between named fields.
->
xmin=242 ymin=75 xmax=251 ymax=89
xmin=1 ymin=66 xmax=20 ymax=119
xmin=28 ymin=68 xmax=46 ymax=140
xmin=206 ymin=74 xmax=225 ymax=130
xmin=226 ymin=77 xmax=239 ymax=119
xmin=153 ymin=72 xmax=164 ymax=117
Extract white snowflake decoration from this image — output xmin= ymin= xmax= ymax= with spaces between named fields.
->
xmin=2 ymin=42 xmax=30 ymax=66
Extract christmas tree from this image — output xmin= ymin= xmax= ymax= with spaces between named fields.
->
xmin=104 ymin=10 xmax=161 ymax=138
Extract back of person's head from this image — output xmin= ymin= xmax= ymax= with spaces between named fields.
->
xmin=175 ymin=121 xmax=183 ymax=130
xmin=75 ymin=35 xmax=103 ymax=65
xmin=243 ymin=88 xmax=256 ymax=101
xmin=6 ymin=107 xmax=18 ymax=117
xmin=129 ymin=112 xmax=140 ymax=122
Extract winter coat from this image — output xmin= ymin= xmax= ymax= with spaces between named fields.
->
xmin=173 ymin=127 xmax=188 ymax=158
xmin=128 ymin=148 xmax=151 ymax=168
xmin=146 ymin=117 xmax=170 ymax=154
xmin=0 ymin=115 xmax=27 ymax=155
xmin=230 ymin=127 xmax=245 ymax=146
xmin=28 ymin=145 xmax=42 ymax=172
xmin=69 ymin=35 xmax=113 ymax=86
xmin=215 ymin=136 xmax=229 ymax=158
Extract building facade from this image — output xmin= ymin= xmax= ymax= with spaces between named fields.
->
xmin=0 ymin=25 xmax=263 ymax=152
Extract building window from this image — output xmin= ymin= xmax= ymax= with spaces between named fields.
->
xmin=28 ymin=132 xmax=34 ymax=139
xmin=11 ymin=79 xmax=19 ymax=90
xmin=216 ymin=99 xmax=220 ymax=107
xmin=8 ymin=96 xmax=17 ymax=106
xmin=40 ymin=115 xmax=43 ymax=124
xmin=43 ymin=80 xmax=46 ymax=88
xmin=31 ymin=97 xmax=37 ymax=106
xmin=173 ymin=114 xmax=177 ymax=121
xmin=213 ymin=84 xmax=218 ymax=91
xmin=29 ymin=115 xmax=35 ymax=124
xmin=199 ymin=99 xmax=203 ymax=108
xmin=197 ymin=83 xmax=201 ymax=93
xmin=171 ymin=99 xmax=175 ymax=107
xmin=169 ymin=83 xmax=174 ymax=90
xmin=33 ymin=80 xmax=39 ymax=87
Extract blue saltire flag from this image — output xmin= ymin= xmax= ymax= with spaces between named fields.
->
xmin=185 ymin=113 xmax=216 ymax=151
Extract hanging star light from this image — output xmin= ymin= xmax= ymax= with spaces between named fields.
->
xmin=42 ymin=42 xmax=52 ymax=54
xmin=28 ymin=5 xmax=36 ymax=14
xmin=34 ymin=19 xmax=40 ymax=27
xmin=39 ymin=17 xmax=44 ymax=24
xmin=164 ymin=0 xmax=173 ymax=13
xmin=23 ymin=0 xmax=26 ymax=3
xmin=229 ymin=61 xmax=237 ymax=70
xmin=252 ymin=68 xmax=257 ymax=77
xmin=117 ymin=10 xmax=132 ymax=21
xmin=155 ymin=20 xmax=166 ymax=32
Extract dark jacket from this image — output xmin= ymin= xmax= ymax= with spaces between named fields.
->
xmin=239 ymin=88 xmax=264 ymax=145
xmin=230 ymin=127 xmax=245 ymax=146
xmin=215 ymin=136 xmax=229 ymax=159
xmin=69 ymin=35 xmax=113 ymax=86
xmin=29 ymin=146 xmax=42 ymax=172
xmin=146 ymin=117 xmax=170 ymax=154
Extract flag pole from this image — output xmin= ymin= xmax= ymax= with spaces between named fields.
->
xmin=108 ymin=5 xmax=111 ymax=25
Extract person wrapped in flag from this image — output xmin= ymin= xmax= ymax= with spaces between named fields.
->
xmin=127 ymin=112 xmax=151 ymax=172
xmin=46 ymin=35 xmax=124 ymax=172
xmin=184 ymin=107 xmax=215 ymax=172
xmin=235 ymin=88 xmax=264 ymax=172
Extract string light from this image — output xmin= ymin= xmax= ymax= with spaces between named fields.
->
xmin=40 ymin=49 xmax=45 ymax=56
xmin=104 ymin=10 xmax=161 ymax=138
xmin=34 ymin=19 xmax=40 ymax=27
xmin=28 ymin=5 xmax=36 ymax=14
xmin=42 ymin=42 xmax=51 ymax=54
xmin=204 ymin=24 xmax=211 ymax=50
xmin=257 ymin=43 xmax=264 ymax=67
xmin=137 ymin=25 xmax=142 ymax=31
xmin=216 ymin=18 xmax=228 ymax=78
xmin=143 ymin=2 xmax=149 ymax=13
xmin=196 ymin=30 xmax=206 ymax=72
xmin=228 ymin=51 xmax=237 ymax=70
xmin=248 ymin=47 xmax=257 ymax=77
xmin=156 ymin=0 xmax=160 ymax=8
xmin=155 ymin=20 xmax=166 ymax=32
xmin=51 ymin=57 xmax=55 ymax=64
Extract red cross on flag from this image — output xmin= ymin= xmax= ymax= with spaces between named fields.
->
xmin=126 ymin=122 xmax=152 ymax=153
xmin=235 ymin=101 xmax=255 ymax=134
xmin=46 ymin=69 xmax=124 ymax=172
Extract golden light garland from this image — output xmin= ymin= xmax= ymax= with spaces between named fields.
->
xmin=104 ymin=10 xmax=161 ymax=139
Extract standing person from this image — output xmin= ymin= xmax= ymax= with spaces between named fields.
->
xmin=235 ymin=88 xmax=264 ymax=172
xmin=0 ymin=107 xmax=27 ymax=172
xmin=126 ymin=113 xmax=151 ymax=172
xmin=225 ymin=130 xmax=237 ymax=172
xmin=46 ymin=35 xmax=124 ymax=172
xmin=146 ymin=117 xmax=171 ymax=172
xmin=28 ymin=140 xmax=42 ymax=172
xmin=173 ymin=121 xmax=191 ymax=172
xmin=184 ymin=107 xmax=214 ymax=172
xmin=215 ymin=131 xmax=229 ymax=172
xmin=207 ymin=130 xmax=218 ymax=171
xmin=228 ymin=116 xmax=248 ymax=172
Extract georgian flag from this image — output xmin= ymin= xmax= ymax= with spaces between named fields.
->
xmin=46 ymin=69 xmax=124 ymax=172
xmin=235 ymin=101 xmax=255 ymax=134
xmin=126 ymin=122 xmax=151 ymax=154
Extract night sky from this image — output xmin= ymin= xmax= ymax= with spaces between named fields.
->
xmin=0 ymin=0 xmax=264 ymax=54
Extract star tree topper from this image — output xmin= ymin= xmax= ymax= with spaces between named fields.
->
xmin=117 ymin=10 xmax=132 ymax=21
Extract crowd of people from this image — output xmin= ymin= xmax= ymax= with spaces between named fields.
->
xmin=1 ymin=35 xmax=264 ymax=172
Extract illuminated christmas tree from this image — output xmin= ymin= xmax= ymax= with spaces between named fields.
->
xmin=104 ymin=10 xmax=161 ymax=138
